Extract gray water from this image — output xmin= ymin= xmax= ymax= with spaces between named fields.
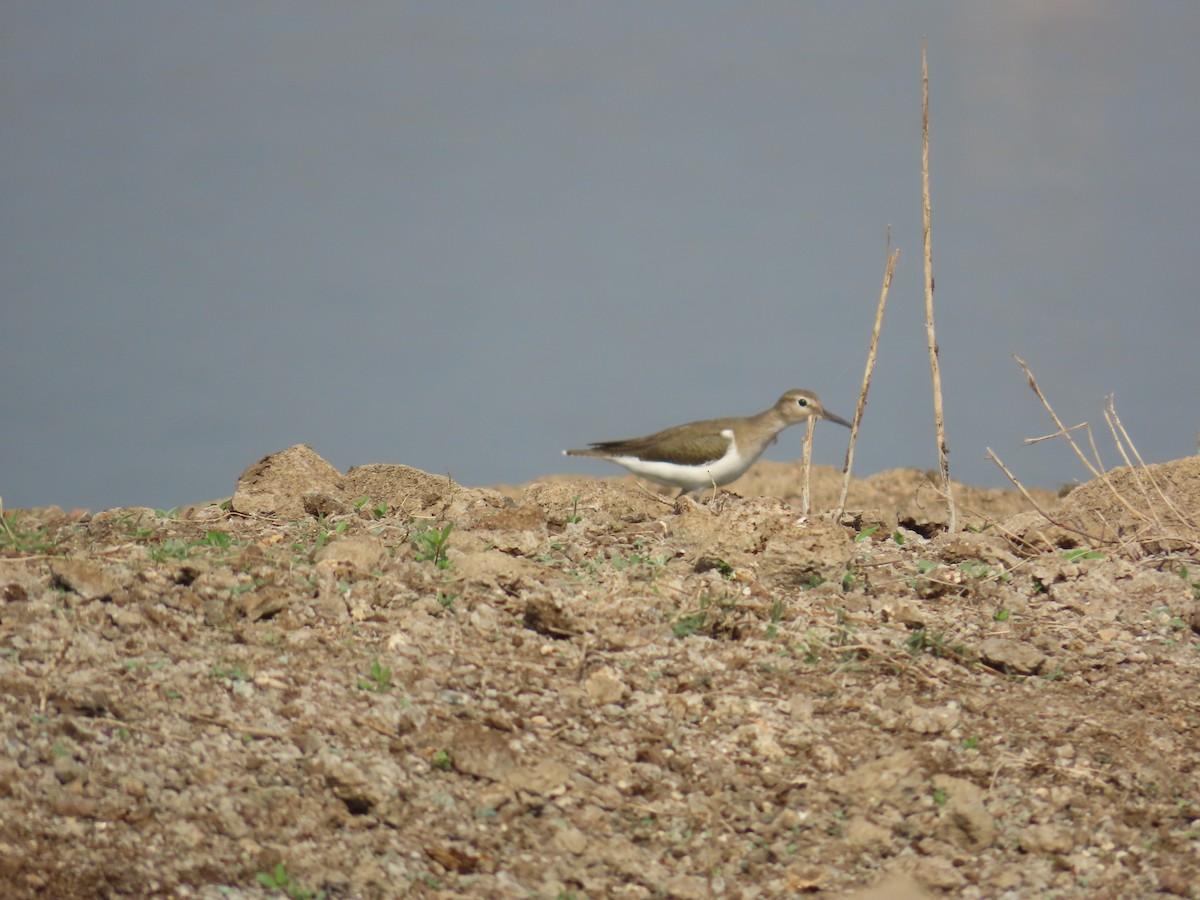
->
xmin=3 ymin=2 xmax=1198 ymax=511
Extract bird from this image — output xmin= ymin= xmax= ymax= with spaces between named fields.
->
xmin=564 ymin=389 xmax=851 ymax=495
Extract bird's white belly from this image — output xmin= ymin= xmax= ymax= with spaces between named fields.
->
xmin=611 ymin=430 xmax=755 ymax=491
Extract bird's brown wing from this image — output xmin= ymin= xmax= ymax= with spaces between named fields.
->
xmin=586 ymin=418 xmax=735 ymax=466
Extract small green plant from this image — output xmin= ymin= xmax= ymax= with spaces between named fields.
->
xmin=1063 ymin=548 xmax=1105 ymax=562
xmin=203 ymin=529 xmax=232 ymax=550
xmin=256 ymin=862 xmax=326 ymax=900
xmin=1179 ymin=566 xmax=1200 ymax=601
xmin=993 ymin=607 xmax=1010 ymax=622
xmin=891 ymin=530 xmax=907 ymax=546
xmin=932 ymin=788 xmax=948 ymax=806
xmin=961 ymin=735 xmax=980 ymax=750
xmin=154 ymin=507 xmax=181 ymax=519
xmin=431 ymin=749 xmax=453 ymax=771
xmin=855 ymin=525 xmax=880 ymax=543
xmin=436 ymin=590 xmax=458 ymax=611
xmin=412 ymin=522 xmax=453 ymax=569
xmin=357 ymin=659 xmax=393 ymax=693
xmin=673 ymin=613 xmax=707 ymax=638
xmin=566 ymin=495 xmax=582 ymax=524
xmin=313 ymin=518 xmax=349 ymax=552
xmin=765 ymin=598 xmax=785 ymax=639
xmin=906 ymin=628 xmax=969 ymax=662
xmin=148 ymin=539 xmax=193 ymax=563
xmin=0 ymin=504 xmax=56 ymax=555
xmin=212 ymin=664 xmax=251 ymax=682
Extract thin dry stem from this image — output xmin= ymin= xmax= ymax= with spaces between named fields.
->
xmin=1106 ymin=396 xmax=1194 ymax=530
xmin=1023 ymin=422 xmax=1089 ymax=445
xmin=835 ymin=238 xmax=899 ymax=518
xmin=922 ymin=41 xmax=955 ymax=532
xmin=799 ymin=416 xmax=816 ymax=515
xmin=1013 ymin=355 xmax=1102 ymax=479
xmin=985 ymin=448 xmax=1113 ymax=546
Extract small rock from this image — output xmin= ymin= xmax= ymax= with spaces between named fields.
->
xmin=844 ymin=817 xmax=896 ymax=855
xmin=585 ymin=665 xmax=628 ymax=706
xmin=0 ymin=757 xmax=20 ymax=796
xmin=506 ymin=758 xmax=572 ymax=796
xmin=933 ymin=775 xmax=995 ymax=850
xmin=911 ymin=857 xmax=965 ymax=890
xmin=236 ymin=585 xmax=291 ymax=621
xmin=468 ymin=603 xmax=501 ymax=634
xmin=664 ymin=874 xmax=710 ymax=899
xmin=906 ymin=703 xmax=961 ymax=735
xmin=843 ymin=873 xmax=932 ymax=900
xmin=1018 ymin=823 xmax=1074 ymax=854
xmin=448 ymin=724 xmax=517 ymax=782
xmin=314 ymin=534 xmax=387 ymax=572
xmin=50 ymin=559 xmax=119 ymax=601
xmin=1159 ymin=868 xmax=1195 ymax=897
xmin=979 ymin=637 xmax=1046 ymax=675
xmin=552 ymin=825 xmax=588 ymax=855
xmin=53 ymin=755 xmax=87 ymax=785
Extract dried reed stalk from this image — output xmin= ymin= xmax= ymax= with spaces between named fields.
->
xmin=835 ymin=239 xmax=900 ymax=519
xmin=799 ymin=416 xmax=816 ymax=515
xmin=922 ymin=40 xmax=955 ymax=532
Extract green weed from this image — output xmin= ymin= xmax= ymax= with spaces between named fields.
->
xmin=0 ymin=504 xmax=56 ymax=555
xmin=357 ymin=659 xmax=393 ymax=693
xmin=412 ymin=522 xmax=453 ymax=569
xmin=256 ymin=863 xmax=326 ymax=900
xmin=566 ymin=495 xmax=582 ymax=524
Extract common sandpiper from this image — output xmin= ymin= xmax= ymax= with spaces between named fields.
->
xmin=564 ymin=389 xmax=851 ymax=494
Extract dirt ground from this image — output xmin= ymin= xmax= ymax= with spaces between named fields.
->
xmin=2 ymin=445 xmax=1199 ymax=899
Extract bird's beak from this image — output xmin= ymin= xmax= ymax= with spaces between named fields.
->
xmin=822 ymin=409 xmax=853 ymax=429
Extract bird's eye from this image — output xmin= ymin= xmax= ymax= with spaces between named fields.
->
xmin=797 ymin=398 xmax=809 ymax=408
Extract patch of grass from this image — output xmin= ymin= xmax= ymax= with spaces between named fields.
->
xmin=149 ymin=539 xmax=193 ymax=562
xmin=765 ymin=598 xmax=784 ymax=639
xmin=906 ymin=627 xmax=970 ymax=662
xmin=357 ymin=659 xmax=393 ymax=693
xmin=566 ymin=495 xmax=582 ymax=524
xmin=854 ymin=525 xmax=880 ymax=542
xmin=0 ymin=505 xmax=57 ymax=555
xmin=961 ymin=735 xmax=980 ymax=750
xmin=148 ymin=529 xmax=238 ymax=563
xmin=212 ymin=664 xmax=251 ymax=682
xmin=412 ymin=522 xmax=453 ymax=570
xmin=673 ymin=612 xmax=707 ymax=638
xmin=431 ymin=749 xmax=453 ymax=771
xmin=611 ymin=550 xmax=672 ymax=571
xmin=993 ymin=607 xmax=1010 ymax=622
xmin=255 ymin=863 xmax=326 ymax=900
xmin=203 ymin=529 xmax=232 ymax=550
xmin=1179 ymin=566 xmax=1200 ymax=601
xmin=354 ymin=496 xmax=387 ymax=519
xmin=436 ymin=590 xmax=458 ymax=612
xmin=1063 ymin=548 xmax=1105 ymax=562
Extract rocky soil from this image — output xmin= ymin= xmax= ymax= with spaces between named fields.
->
xmin=2 ymin=445 xmax=1199 ymax=899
